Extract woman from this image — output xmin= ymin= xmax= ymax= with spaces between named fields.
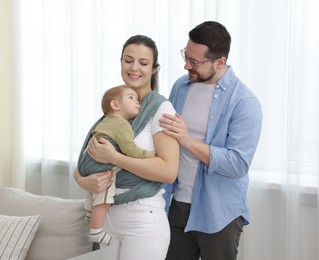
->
xmin=74 ymin=35 xmax=179 ymax=260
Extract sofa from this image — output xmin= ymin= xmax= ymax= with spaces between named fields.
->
xmin=0 ymin=186 xmax=96 ymax=260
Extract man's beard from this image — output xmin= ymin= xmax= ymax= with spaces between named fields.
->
xmin=188 ymin=69 xmax=216 ymax=83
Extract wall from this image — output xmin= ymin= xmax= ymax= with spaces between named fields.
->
xmin=0 ymin=0 xmax=12 ymax=187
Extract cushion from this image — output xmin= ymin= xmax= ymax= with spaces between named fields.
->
xmin=0 ymin=214 xmax=40 ymax=260
xmin=0 ymin=187 xmax=92 ymax=260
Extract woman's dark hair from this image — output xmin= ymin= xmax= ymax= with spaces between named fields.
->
xmin=189 ymin=21 xmax=231 ymax=60
xmin=121 ymin=35 xmax=159 ymax=91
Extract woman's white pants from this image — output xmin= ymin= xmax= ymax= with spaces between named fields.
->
xmin=100 ymin=189 xmax=170 ymax=260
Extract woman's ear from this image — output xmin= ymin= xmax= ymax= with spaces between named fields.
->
xmin=152 ymin=64 xmax=160 ymax=74
xmin=110 ymin=100 xmax=120 ymax=111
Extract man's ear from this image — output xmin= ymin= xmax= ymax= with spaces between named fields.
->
xmin=110 ymin=100 xmax=120 ymax=111
xmin=216 ymin=57 xmax=227 ymax=68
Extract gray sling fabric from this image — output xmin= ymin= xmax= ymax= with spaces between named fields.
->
xmin=77 ymin=91 xmax=167 ymax=204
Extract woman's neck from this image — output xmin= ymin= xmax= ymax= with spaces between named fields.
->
xmin=137 ymin=86 xmax=152 ymax=102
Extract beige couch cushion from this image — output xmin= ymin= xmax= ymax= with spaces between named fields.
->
xmin=0 ymin=187 xmax=92 ymax=260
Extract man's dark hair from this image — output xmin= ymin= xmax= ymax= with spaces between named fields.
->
xmin=189 ymin=21 xmax=231 ymax=60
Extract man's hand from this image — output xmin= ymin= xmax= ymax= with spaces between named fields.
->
xmin=159 ymin=113 xmax=191 ymax=148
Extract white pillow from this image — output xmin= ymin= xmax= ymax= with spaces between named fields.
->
xmin=0 ymin=214 xmax=40 ymax=260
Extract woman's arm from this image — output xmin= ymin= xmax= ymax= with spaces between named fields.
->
xmin=73 ymin=168 xmax=114 ymax=194
xmin=87 ymin=132 xmax=179 ymax=184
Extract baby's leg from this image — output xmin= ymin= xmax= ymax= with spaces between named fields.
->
xmin=91 ymin=203 xmax=109 ymax=228
xmin=90 ymin=203 xmax=112 ymax=245
xmin=89 ymin=171 xmax=118 ymax=245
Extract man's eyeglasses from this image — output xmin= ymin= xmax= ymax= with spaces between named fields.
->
xmin=180 ymin=48 xmax=211 ymax=70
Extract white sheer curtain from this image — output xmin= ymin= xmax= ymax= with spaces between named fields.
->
xmin=10 ymin=0 xmax=319 ymax=259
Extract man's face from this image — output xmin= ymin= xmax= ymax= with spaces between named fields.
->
xmin=183 ymin=40 xmax=217 ymax=84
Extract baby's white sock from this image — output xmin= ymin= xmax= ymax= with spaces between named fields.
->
xmin=89 ymin=228 xmax=112 ymax=246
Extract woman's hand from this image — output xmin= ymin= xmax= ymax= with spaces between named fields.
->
xmin=87 ymin=136 xmax=118 ymax=164
xmin=74 ymin=168 xmax=114 ymax=194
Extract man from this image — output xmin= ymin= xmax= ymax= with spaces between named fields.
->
xmin=160 ymin=21 xmax=263 ymax=260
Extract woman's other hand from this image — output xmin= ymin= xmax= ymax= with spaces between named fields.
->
xmin=74 ymin=168 xmax=114 ymax=194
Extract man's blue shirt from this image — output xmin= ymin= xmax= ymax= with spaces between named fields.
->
xmin=164 ymin=66 xmax=263 ymax=233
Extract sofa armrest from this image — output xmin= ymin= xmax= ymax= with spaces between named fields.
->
xmin=0 ymin=187 xmax=93 ymax=260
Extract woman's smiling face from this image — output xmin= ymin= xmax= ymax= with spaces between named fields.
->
xmin=121 ymin=44 xmax=155 ymax=100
